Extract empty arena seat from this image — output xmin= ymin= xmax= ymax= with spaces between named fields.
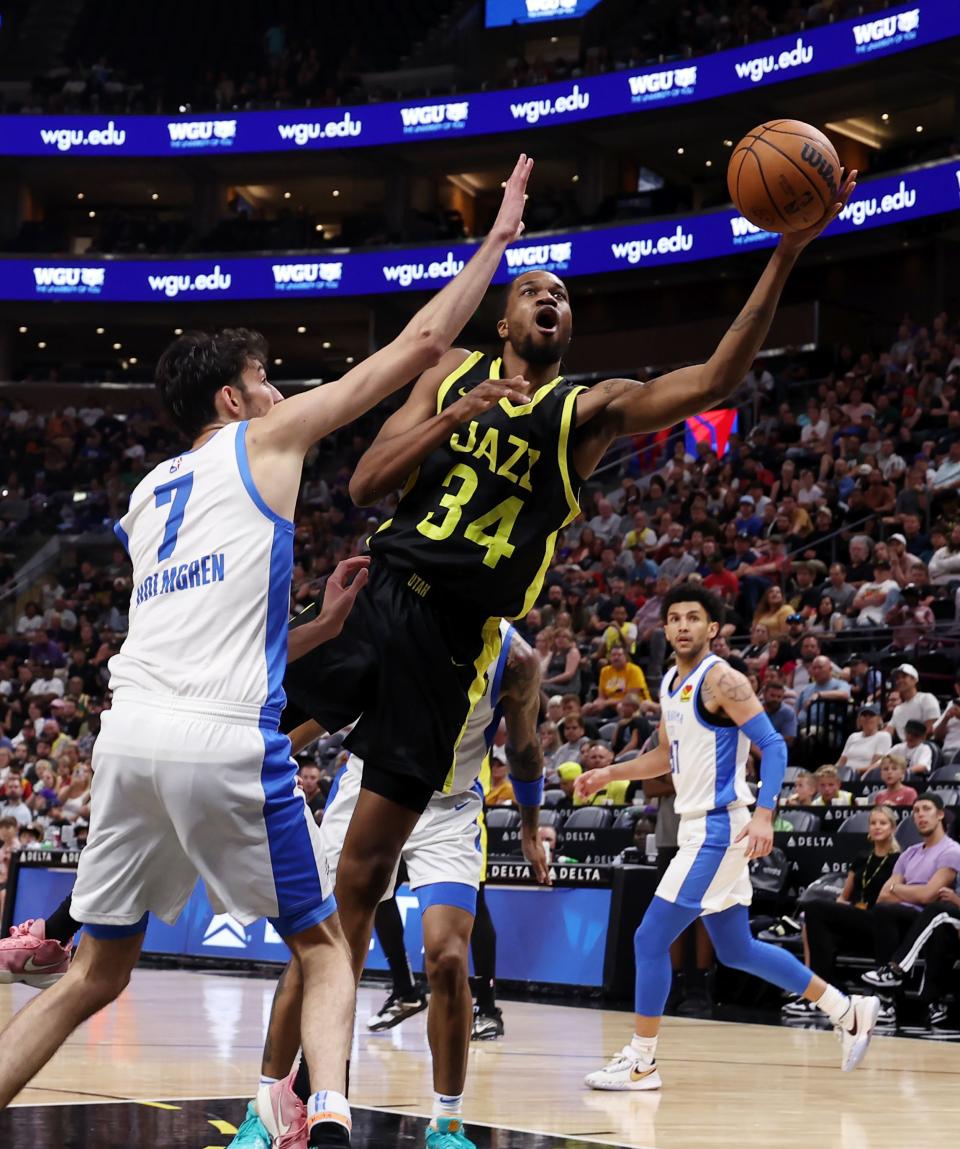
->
xmin=896 ymin=817 xmax=922 ymax=849
xmin=836 ymin=765 xmax=857 ymax=783
xmin=538 ymin=809 xmax=565 ymax=829
xmin=929 ymin=766 xmax=960 ymax=786
xmin=541 ymin=789 xmax=566 ymax=808
xmin=860 ymin=766 xmax=882 ymax=786
xmin=612 ymin=806 xmax=647 ymax=830
xmin=485 ymin=808 xmax=520 ymax=831
xmin=928 ymin=789 xmax=960 ymax=807
xmin=837 ymin=810 xmax=873 ymax=835
xmin=798 ymin=872 xmax=847 ymax=907
xmin=562 ymin=807 xmax=614 ymax=830
xmin=598 ymin=721 xmax=618 ymax=743
xmin=777 ymin=809 xmax=821 ymax=833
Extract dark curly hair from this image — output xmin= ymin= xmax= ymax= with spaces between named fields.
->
xmin=660 ymin=582 xmax=725 ymax=625
xmin=155 ymin=328 xmax=269 ymax=440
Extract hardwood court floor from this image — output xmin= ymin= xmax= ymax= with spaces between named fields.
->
xmin=2 ymin=969 xmax=959 ymax=1148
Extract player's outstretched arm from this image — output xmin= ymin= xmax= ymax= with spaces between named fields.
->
xmin=253 ymin=154 xmax=534 ymax=460
xmin=571 ymin=170 xmax=856 ymax=469
xmin=500 ymin=634 xmax=552 ymax=885
xmin=574 ymin=721 xmax=670 ymax=800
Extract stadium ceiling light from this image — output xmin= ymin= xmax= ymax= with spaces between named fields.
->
xmin=96 ymin=326 xmax=105 ymax=334
xmin=17 ymin=326 xmax=27 ymax=333
xmin=676 ymin=147 xmax=684 ymax=155
xmin=283 ymin=191 xmax=292 ymax=199
xmin=88 ymin=210 xmax=96 ymax=218
xmin=322 ymin=341 xmax=331 ymax=349
xmin=705 ymin=160 xmax=713 ymax=167
xmin=129 ymin=356 xmax=138 ymax=364
xmin=915 ymin=124 xmax=924 ymax=133
xmin=151 ymin=192 xmax=159 ymax=201
xmin=113 ymin=342 xmax=122 ymax=350
xmin=345 ymin=356 xmax=355 ymax=364
xmin=881 ymin=113 xmax=889 ymax=121
xmin=297 ymin=325 xmax=306 ymax=334
xmin=315 ymin=223 xmax=323 ymax=232
xmin=173 ymin=327 xmax=183 ymax=335
xmin=178 ymin=104 xmax=187 ymax=113
xmin=274 ymin=357 xmax=283 ymax=365
xmin=332 ymin=189 xmax=340 ymax=197
xmin=723 ymin=138 xmax=733 ymax=147
xmin=550 ymin=35 xmax=558 ymax=43
xmin=76 ymin=192 xmax=84 ymax=200
xmin=37 ymin=341 xmax=47 ymax=349
xmin=571 ymin=173 xmax=579 ymax=183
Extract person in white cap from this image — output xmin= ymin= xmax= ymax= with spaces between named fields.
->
xmin=886 ymin=665 xmax=941 ymax=741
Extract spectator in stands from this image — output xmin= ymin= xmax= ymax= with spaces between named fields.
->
xmin=539 ymin=721 xmax=562 ymax=777
xmin=0 ymin=778 xmax=31 ymax=828
xmin=846 ymin=537 xmax=875 ymax=587
xmin=541 ymin=628 xmax=582 ymax=700
xmin=852 ymin=559 xmax=899 ymax=627
xmin=582 ymin=645 xmax=649 ymax=719
xmin=710 ymin=634 xmax=749 ymax=676
xmin=844 ymin=654 xmax=883 ymax=707
xmin=787 ymin=806 xmax=899 ymax=1013
xmin=784 ymin=770 xmax=818 ymax=806
xmin=872 ymin=755 xmax=917 ymax=807
xmin=822 ymin=563 xmax=856 ymax=615
xmin=761 ymin=680 xmax=796 ymax=748
xmin=898 ymin=720 xmax=934 ymax=775
xmin=836 ymin=706 xmax=892 ymax=775
xmin=929 ymin=523 xmax=960 ymax=586
xmin=554 ymin=762 xmax=582 ymax=810
xmin=869 ymin=794 xmax=960 ymax=1024
xmin=885 ymin=583 xmax=935 ymax=652
xmin=588 ymin=499 xmax=622 ymax=545
xmin=886 ymin=665 xmax=941 ymax=740
xmin=811 ymin=765 xmax=854 ymax=807
xmin=809 ymin=594 xmax=846 ymax=637
xmin=932 ymin=672 xmax=960 ymax=761
xmin=739 ymin=623 xmax=771 ymax=677
xmin=610 ymin=694 xmax=651 ymax=757
xmin=297 ymin=763 xmax=325 ymax=821
xmin=485 ymin=758 xmax=516 ymax=807
xmin=797 ymin=656 xmax=852 ymax=727
xmin=553 ymin=714 xmax=590 ymax=767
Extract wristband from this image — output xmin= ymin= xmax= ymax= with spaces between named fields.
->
xmin=509 ymin=775 xmax=544 ymax=807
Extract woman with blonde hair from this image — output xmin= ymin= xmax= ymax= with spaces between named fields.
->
xmin=753 ymin=584 xmax=793 ymax=637
xmin=783 ymin=806 xmax=900 ymax=1016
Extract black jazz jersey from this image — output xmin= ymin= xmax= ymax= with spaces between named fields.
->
xmin=370 ymin=350 xmax=585 ymax=619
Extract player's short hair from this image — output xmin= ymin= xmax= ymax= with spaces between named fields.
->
xmin=155 ymin=327 xmax=269 ymax=440
xmin=660 ymin=583 xmax=724 ymax=624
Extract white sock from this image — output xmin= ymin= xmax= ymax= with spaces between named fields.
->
xmin=258 ymin=1074 xmax=279 ymax=1088
xmin=630 ymin=1033 xmax=658 ymax=1062
xmin=816 ymin=985 xmax=853 ymax=1028
xmin=432 ymin=1092 xmax=463 ymax=1123
xmin=307 ymin=1090 xmax=352 ymax=1137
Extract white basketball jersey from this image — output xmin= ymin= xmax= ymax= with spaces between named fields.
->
xmin=447 ymin=619 xmax=515 ymax=795
xmin=661 ymin=654 xmax=753 ymax=817
xmin=108 ymin=421 xmax=293 ymax=724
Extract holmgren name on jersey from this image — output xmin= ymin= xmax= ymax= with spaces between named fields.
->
xmin=134 ymin=550 xmax=225 ymax=606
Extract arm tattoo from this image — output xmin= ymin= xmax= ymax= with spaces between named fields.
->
xmin=729 ymin=305 xmax=771 ymax=333
xmin=715 ymin=668 xmax=754 ymax=702
xmin=506 ymin=738 xmax=542 ymax=782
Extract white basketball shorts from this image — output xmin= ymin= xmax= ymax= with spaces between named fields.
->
xmin=655 ymin=805 xmax=753 ymax=915
xmin=320 ymin=754 xmax=483 ymax=915
xmin=71 ymin=696 xmax=335 ymax=937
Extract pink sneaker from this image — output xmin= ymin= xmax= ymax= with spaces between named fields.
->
xmin=256 ymin=1071 xmax=307 ymax=1149
xmin=0 ymin=919 xmax=73 ymax=988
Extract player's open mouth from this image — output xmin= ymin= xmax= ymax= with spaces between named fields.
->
xmin=534 ymin=304 xmax=559 ymax=334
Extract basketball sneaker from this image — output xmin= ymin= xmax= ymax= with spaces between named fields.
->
xmin=837 ymin=995 xmax=881 ymax=1072
xmin=425 ymin=1117 xmax=477 ymax=1148
xmin=366 ymin=989 xmax=428 ymax=1032
xmin=227 ymin=1102 xmax=271 ymax=1149
xmin=258 ymin=1072 xmax=307 ymax=1149
xmin=781 ymin=998 xmax=818 ymax=1018
xmin=0 ymin=919 xmax=72 ymax=987
xmin=861 ymin=964 xmax=903 ymax=989
xmin=584 ymin=1046 xmax=662 ymax=1092
xmin=471 ymin=1006 xmax=504 ymax=1041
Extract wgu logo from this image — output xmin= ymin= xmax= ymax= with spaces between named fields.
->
xmin=272 ymin=262 xmax=343 ymax=292
xmin=400 ymin=102 xmax=469 ymax=134
xmin=627 ymin=66 xmax=697 ymax=104
xmin=504 ymin=241 xmax=573 ymax=275
xmin=526 ymin=0 xmax=577 ymax=14
xmin=167 ymin=120 xmax=237 ymax=148
xmin=852 ymin=9 xmax=919 ymax=52
xmin=33 ymin=266 xmax=105 ymax=295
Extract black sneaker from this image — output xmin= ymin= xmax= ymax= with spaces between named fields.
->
xmin=308 ymin=1122 xmax=350 ymax=1147
xmin=366 ymin=989 xmax=428 ymax=1032
xmin=758 ymin=916 xmax=803 ymax=943
xmin=471 ymin=1006 xmax=504 ymax=1041
xmin=862 ymin=964 xmax=903 ymax=990
xmin=875 ymin=999 xmax=897 ymax=1029
xmin=782 ymin=998 xmax=818 ymax=1017
xmin=929 ymin=1000 xmax=950 ymax=1027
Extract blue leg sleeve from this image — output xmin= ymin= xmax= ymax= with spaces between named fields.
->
xmin=703 ymin=904 xmax=814 ymax=997
xmin=634 ymin=896 xmax=703 ymax=1016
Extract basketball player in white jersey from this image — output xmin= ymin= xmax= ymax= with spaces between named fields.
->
xmin=0 ymin=156 xmax=536 ymax=1148
xmin=576 ymin=584 xmax=881 ymax=1089
xmin=227 ymin=622 xmax=546 ymax=1149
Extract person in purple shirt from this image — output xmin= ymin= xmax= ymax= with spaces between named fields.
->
xmin=871 ymin=792 xmax=960 ymax=976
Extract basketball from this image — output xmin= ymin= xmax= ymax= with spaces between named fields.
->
xmin=727 ymin=120 xmax=841 ymax=233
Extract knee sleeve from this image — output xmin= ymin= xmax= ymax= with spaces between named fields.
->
xmin=633 ymin=897 xmax=701 ymax=1016
xmin=704 ymin=905 xmax=812 ymax=997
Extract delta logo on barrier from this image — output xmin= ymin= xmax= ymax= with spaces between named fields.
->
xmin=33 ymin=266 xmax=105 ymax=295
xmin=509 ymin=83 xmax=590 ymax=125
xmin=504 ymin=241 xmax=573 ymax=276
xmin=167 ymin=119 xmax=237 ymax=149
xmin=627 ymin=66 xmax=698 ymax=105
xmin=146 ymin=264 xmax=232 ymax=298
xmin=610 ymin=225 xmax=694 ymax=266
xmin=733 ymin=37 xmax=814 ymax=84
xmin=38 ymin=120 xmax=126 ymax=153
xmin=276 ymin=113 xmax=362 ymax=146
xmin=400 ymin=101 xmax=469 ymax=135
xmin=271 ymin=261 xmax=344 ymax=292
xmin=853 ymin=8 xmax=920 ymax=52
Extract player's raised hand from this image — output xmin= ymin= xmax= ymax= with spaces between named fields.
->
xmin=446 ymin=376 xmax=530 ymax=423
xmin=491 ymin=154 xmax=534 ymax=244
xmin=779 ymin=168 xmax=858 ymax=253
xmin=573 ymin=766 xmax=610 ymax=802
xmin=319 ymin=556 xmax=370 ymax=638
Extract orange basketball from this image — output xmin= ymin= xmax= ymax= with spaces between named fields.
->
xmin=727 ymin=120 xmax=841 ymax=233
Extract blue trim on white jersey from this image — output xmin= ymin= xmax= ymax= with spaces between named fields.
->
xmin=234 ymin=421 xmax=294 ymax=529
xmin=480 ymin=625 xmax=514 ymax=758
xmin=675 ymin=809 xmax=730 ymax=909
xmin=113 ymin=520 xmax=130 ymax=554
xmin=416 ymin=881 xmax=477 ymax=916
xmin=667 ymin=655 xmax=717 ymax=699
xmin=326 ymin=763 xmax=347 ymax=811
xmin=259 ymin=728 xmax=328 ymax=932
xmin=263 ymin=520 xmax=293 ymax=718
xmin=690 ymin=679 xmax=741 ymax=809
xmin=84 ymin=913 xmax=148 ymax=939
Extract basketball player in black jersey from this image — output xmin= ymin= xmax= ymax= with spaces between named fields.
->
xmin=282 ymin=165 xmax=856 ymax=1134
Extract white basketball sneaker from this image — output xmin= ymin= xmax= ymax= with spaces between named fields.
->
xmin=584 ymin=1045 xmax=662 ymax=1091
xmin=838 ymin=995 xmax=882 ymax=1072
